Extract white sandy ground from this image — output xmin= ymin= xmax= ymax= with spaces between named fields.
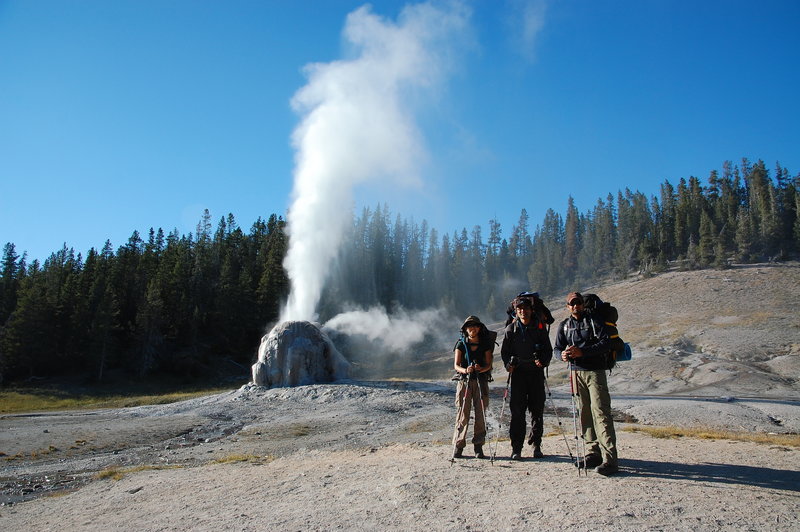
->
xmin=3 ymin=437 xmax=800 ymax=532
xmin=1 ymin=382 xmax=798 ymax=531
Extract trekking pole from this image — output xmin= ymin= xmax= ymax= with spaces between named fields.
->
xmin=475 ymin=369 xmax=488 ymax=458
xmin=490 ymin=370 xmax=511 ymax=464
xmin=569 ymin=364 xmax=587 ymax=476
xmin=450 ymin=364 xmax=472 ymax=466
xmin=544 ymin=375 xmax=573 ymax=463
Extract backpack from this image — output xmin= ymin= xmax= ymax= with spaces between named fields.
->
xmin=583 ymin=293 xmax=631 ymax=371
xmin=504 ymin=291 xmax=555 ymax=328
xmin=451 ymin=326 xmax=498 ymax=382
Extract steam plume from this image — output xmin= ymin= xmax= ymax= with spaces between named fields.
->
xmin=280 ymin=2 xmax=469 ymax=322
xmin=323 ymin=306 xmax=452 ymax=353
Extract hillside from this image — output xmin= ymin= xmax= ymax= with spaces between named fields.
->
xmin=551 ymin=261 xmax=799 ymax=399
xmin=409 ymin=261 xmax=799 ymax=402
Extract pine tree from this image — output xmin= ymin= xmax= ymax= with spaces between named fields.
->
xmin=563 ymin=197 xmax=579 ymax=282
xmin=1 ymin=243 xmax=20 ymax=325
xmin=657 ymin=181 xmax=677 ymax=260
xmin=135 ymin=280 xmax=165 ymax=376
xmin=698 ymin=210 xmax=716 ymax=267
xmin=0 ymin=263 xmax=56 ymax=379
xmin=745 ymin=160 xmax=778 ymax=257
xmin=257 ymin=220 xmax=289 ymax=323
xmin=735 ymin=210 xmax=754 ymax=262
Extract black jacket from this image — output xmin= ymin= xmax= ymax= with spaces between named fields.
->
xmin=553 ymin=314 xmax=610 ymax=371
xmin=500 ymin=318 xmax=552 ymax=372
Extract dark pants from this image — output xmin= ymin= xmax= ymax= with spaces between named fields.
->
xmin=509 ymin=369 xmax=545 ymax=452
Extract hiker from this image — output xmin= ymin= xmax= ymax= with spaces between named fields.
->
xmin=500 ymin=297 xmax=552 ymax=460
xmin=554 ymin=292 xmax=619 ymax=476
xmin=452 ymin=315 xmax=494 ymax=459
xmin=504 ymin=291 xmax=555 ymax=328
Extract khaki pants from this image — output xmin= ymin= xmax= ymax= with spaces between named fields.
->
xmin=573 ymin=369 xmax=618 ymax=465
xmin=452 ymin=377 xmax=489 ymax=449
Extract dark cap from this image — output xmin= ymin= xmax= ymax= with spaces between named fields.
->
xmin=566 ymin=292 xmax=583 ymax=305
xmin=513 ymin=297 xmax=533 ymax=309
xmin=461 ymin=315 xmax=483 ymax=331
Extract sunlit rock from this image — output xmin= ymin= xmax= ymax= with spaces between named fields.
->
xmin=251 ymin=320 xmax=350 ymax=388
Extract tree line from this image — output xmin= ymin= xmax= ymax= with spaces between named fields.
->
xmin=326 ymin=158 xmax=798 ymax=319
xmin=1 ymin=158 xmax=797 ymax=385
xmin=0 ymin=213 xmax=289 ymax=385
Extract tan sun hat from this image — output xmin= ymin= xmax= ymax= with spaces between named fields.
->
xmin=461 ymin=315 xmax=483 ymax=331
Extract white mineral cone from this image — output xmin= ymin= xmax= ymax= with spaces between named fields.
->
xmin=251 ymin=321 xmax=350 ymax=388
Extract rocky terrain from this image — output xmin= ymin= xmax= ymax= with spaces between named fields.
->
xmin=1 ymin=262 xmax=798 ymax=530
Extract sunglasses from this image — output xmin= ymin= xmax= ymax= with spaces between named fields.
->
xmin=568 ymin=300 xmax=583 ymax=306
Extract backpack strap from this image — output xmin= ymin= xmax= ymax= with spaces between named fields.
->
xmin=586 ymin=315 xmax=616 ymax=372
xmin=588 ymin=316 xmax=598 ymax=339
xmin=458 ymin=335 xmax=472 ymax=366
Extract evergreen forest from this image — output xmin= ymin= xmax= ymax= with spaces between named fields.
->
xmin=1 ymin=158 xmax=798 ymax=386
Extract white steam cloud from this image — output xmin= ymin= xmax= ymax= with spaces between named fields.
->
xmin=323 ymin=306 xmax=453 ymax=353
xmin=280 ymin=2 xmax=469 ymax=322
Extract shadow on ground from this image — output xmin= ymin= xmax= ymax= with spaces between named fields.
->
xmin=621 ymin=458 xmax=800 ymax=492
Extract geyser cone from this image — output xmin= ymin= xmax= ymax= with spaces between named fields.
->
xmin=251 ymin=321 xmax=350 ymax=388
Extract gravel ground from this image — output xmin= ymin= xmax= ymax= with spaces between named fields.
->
xmin=1 ymin=382 xmax=798 ymax=531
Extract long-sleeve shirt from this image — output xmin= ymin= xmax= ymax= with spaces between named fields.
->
xmin=553 ymin=314 xmax=610 ymax=371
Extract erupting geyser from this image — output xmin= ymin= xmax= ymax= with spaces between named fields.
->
xmin=251 ymin=4 xmax=467 ymax=388
xmin=251 ymin=321 xmax=350 ymax=388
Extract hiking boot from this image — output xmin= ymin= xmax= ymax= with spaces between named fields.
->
xmin=452 ymin=447 xmax=463 ymax=459
xmin=474 ymin=445 xmax=486 ymax=459
xmin=533 ymin=445 xmax=543 ymax=458
xmin=595 ymin=462 xmax=619 ymax=476
xmin=573 ymin=454 xmax=602 ymax=468
xmin=574 ymin=454 xmax=603 ymax=469
xmin=586 ymin=454 xmax=603 ymax=468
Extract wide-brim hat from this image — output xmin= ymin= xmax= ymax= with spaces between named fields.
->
xmin=461 ymin=315 xmax=483 ymax=331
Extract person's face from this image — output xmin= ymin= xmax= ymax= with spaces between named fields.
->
xmin=567 ymin=298 xmax=584 ymax=318
xmin=515 ymin=305 xmax=532 ymax=322
xmin=465 ymin=324 xmax=480 ymax=338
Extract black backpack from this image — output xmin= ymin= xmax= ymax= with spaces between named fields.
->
xmin=504 ymin=291 xmax=555 ymax=328
xmin=583 ymin=294 xmax=630 ymax=371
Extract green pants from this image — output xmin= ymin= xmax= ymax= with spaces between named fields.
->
xmin=573 ymin=369 xmax=618 ymax=465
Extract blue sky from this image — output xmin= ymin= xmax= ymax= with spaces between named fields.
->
xmin=2 ymin=0 xmax=799 ymax=264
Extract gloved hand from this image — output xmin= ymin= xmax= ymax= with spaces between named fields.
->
xmin=505 ymin=356 xmax=518 ymax=372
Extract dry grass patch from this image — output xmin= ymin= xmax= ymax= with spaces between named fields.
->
xmin=0 ymin=387 xmax=234 ymax=414
xmin=624 ymin=425 xmax=800 ymax=447
xmin=210 ymin=453 xmax=274 ymax=465
xmin=287 ymin=423 xmax=312 ymax=437
xmin=403 ymin=418 xmax=443 ymax=434
xmin=94 ymin=464 xmax=183 ymax=481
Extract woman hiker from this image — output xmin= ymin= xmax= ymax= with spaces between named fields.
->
xmin=452 ymin=315 xmax=495 ymax=459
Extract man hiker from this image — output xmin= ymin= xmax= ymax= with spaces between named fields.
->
xmin=452 ymin=315 xmax=494 ymax=459
xmin=554 ymin=292 xmax=619 ymax=475
xmin=500 ymin=297 xmax=552 ymax=460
